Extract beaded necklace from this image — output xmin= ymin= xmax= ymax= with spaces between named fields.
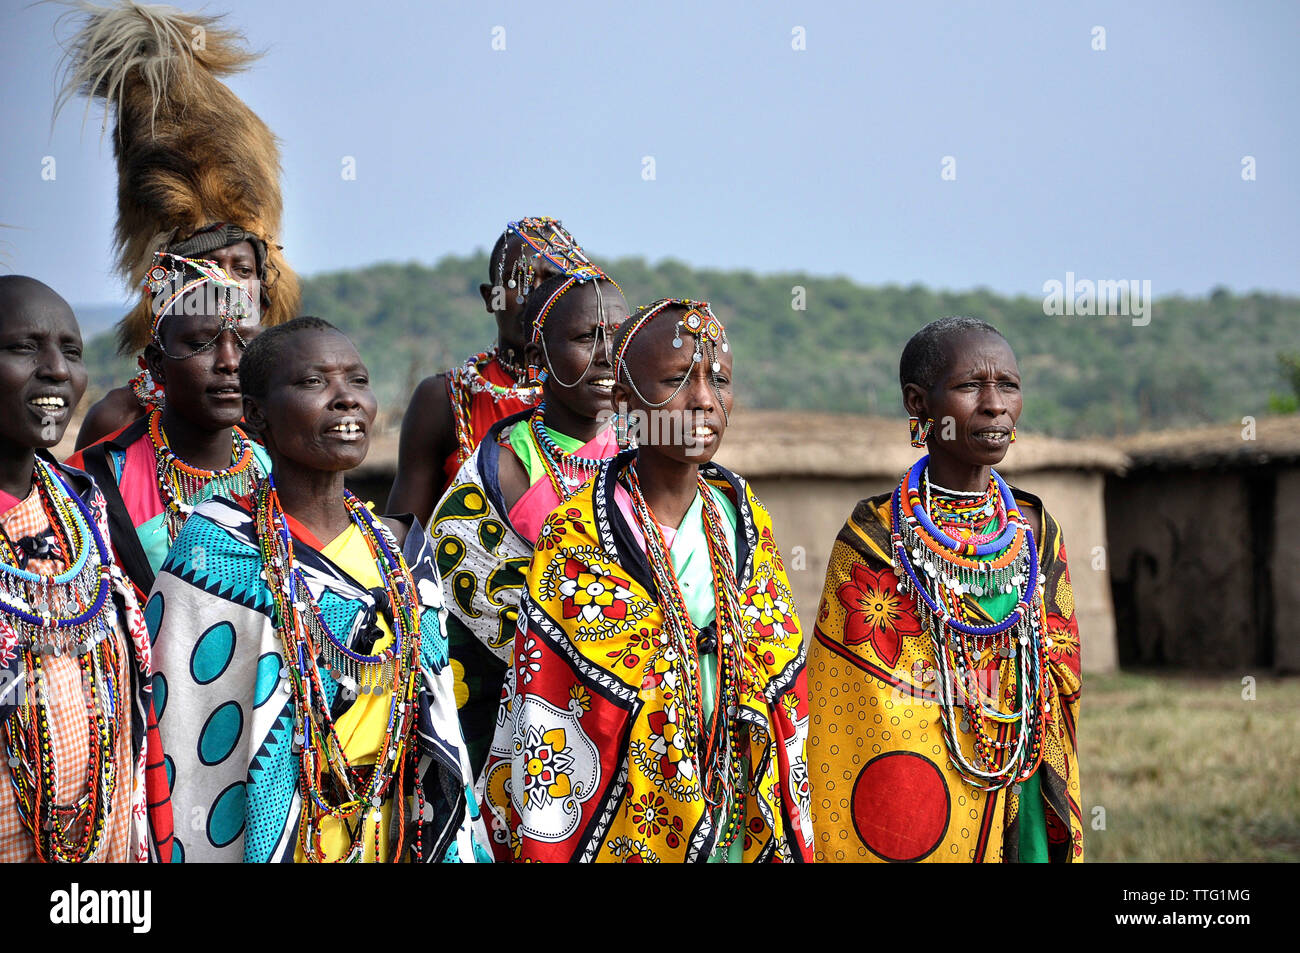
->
xmin=926 ymin=475 xmax=1006 ymax=546
xmin=0 ymin=460 xmax=124 ymax=862
xmin=253 ymin=477 xmax=425 ymax=863
xmin=147 ymin=408 xmax=263 ymax=541
xmin=448 ymin=347 xmax=541 ymax=464
xmin=890 ymin=454 xmax=1049 ymax=790
xmin=528 ymin=402 xmax=607 ymax=499
xmin=622 ymin=464 xmax=750 ymax=852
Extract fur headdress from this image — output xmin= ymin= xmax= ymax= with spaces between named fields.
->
xmin=55 ymin=0 xmax=299 ymax=353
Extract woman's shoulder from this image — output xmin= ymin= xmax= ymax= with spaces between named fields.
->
xmin=1006 ymin=484 xmax=1051 ymax=542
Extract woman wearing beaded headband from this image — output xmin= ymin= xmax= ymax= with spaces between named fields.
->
xmin=428 ymin=273 xmax=626 ymax=806
xmin=389 ymin=217 xmax=595 ymax=520
xmin=808 ymin=316 xmax=1083 ymax=863
xmin=147 ymin=317 xmax=487 ymax=862
xmin=67 ymin=253 xmax=271 ymax=604
xmin=0 ymin=276 xmax=172 ymax=863
xmin=483 ymin=298 xmax=812 ymax=862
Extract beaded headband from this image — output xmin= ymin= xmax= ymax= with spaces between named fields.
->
xmin=498 ymin=217 xmax=599 ymax=305
xmin=614 ymin=298 xmax=731 ymax=421
xmin=144 ymin=251 xmax=256 ymax=340
xmin=531 ymin=273 xmax=626 ymax=389
xmin=613 ymin=298 xmax=729 ymax=381
xmin=529 ymin=271 xmax=623 ymax=344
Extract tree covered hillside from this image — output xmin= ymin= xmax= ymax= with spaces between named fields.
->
xmin=83 ymin=255 xmax=1299 ymax=439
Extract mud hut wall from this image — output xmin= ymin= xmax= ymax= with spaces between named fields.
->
xmin=747 ymin=469 xmax=1117 ymax=673
xmin=1273 ymin=469 xmax=1300 ymax=672
xmin=1105 ymin=470 xmax=1256 ymax=668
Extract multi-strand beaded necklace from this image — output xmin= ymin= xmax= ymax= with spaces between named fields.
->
xmin=147 ymin=408 xmax=263 ymax=541
xmin=623 ymin=465 xmax=750 ymax=853
xmin=890 ymin=455 xmax=1049 ymax=790
xmin=527 ymin=401 xmax=607 ymax=499
xmin=447 ymin=347 xmax=541 ymax=464
xmin=0 ymin=460 xmax=124 ymax=862
xmin=253 ymin=477 xmax=426 ymax=863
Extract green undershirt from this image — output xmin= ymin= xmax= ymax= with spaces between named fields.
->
xmin=507 ymin=420 xmax=586 ymax=484
xmin=974 ymin=576 xmax=1048 ymax=862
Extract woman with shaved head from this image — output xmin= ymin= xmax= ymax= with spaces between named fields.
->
xmin=808 ymin=317 xmax=1083 ymax=863
xmin=482 ymin=298 xmax=813 ymax=863
xmin=0 ymin=276 xmax=170 ymax=862
xmin=147 ymin=317 xmax=487 ymax=862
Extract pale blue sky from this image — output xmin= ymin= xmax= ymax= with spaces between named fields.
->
xmin=2 ymin=0 xmax=1296 ymax=308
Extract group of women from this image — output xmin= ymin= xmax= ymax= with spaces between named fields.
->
xmin=0 ymin=212 xmax=1084 ymax=863
xmin=2 ymin=1 xmax=1083 ymax=863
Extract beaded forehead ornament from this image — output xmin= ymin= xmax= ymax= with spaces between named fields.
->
xmin=531 ymin=272 xmax=625 ymax=389
xmin=498 ymin=217 xmax=596 ymax=305
xmin=614 ymin=298 xmax=731 ymax=420
xmin=144 ymin=251 xmax=256 ymax=342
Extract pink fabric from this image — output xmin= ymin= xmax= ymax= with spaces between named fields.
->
xmin=613 ymin=484 xmax=676 ymax=553
xmin=118 ymin=430 xmax=166 ymax=524
xmin=509 ymin=428 xmax=620 ymax=544
xmin=0 ymin=488 xmax=21 ymax=515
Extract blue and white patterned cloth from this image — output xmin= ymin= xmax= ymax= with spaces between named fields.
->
xmin=146 ymin=492 xmax=490 ymax=862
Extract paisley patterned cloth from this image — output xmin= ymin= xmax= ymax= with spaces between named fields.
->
xmin=483 ymin=450 xmax=814 ymax=862
xmin=429 ymin=410 xmax=619 ymax=779
xmin=146 ymin=492 xmax=489 ymax=862
xmin=808 ymin=488 xmax=1084 ymax=863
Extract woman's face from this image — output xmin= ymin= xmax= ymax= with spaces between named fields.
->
xmin=248 ymin=329 xmax=377 ymax=474
xmin=148 ymin=309 xmax=262 ymax=432
xmin=532 ymin=281 xmax=628 ymax=421
xmin=613 ymin=313 xmax=734 ymax=466
xmin=907 ymin=330 xmax=1022 ymax=468
xmin=206 ymin=240 xmax=261 ymax=315
xmin=0 ymin=285 xmax=86 ymax=451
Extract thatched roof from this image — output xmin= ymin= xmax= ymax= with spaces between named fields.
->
xmin=1115 ymin=415 xmax=1300 ymax=470
xmin=713 ymin=411 xmax=1127 ymax=479
xmin=351 ymin=410 xmax=1128 ymax=481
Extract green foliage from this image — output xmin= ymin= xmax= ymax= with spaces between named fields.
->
xmin=1269 ymin=352 xmax=1300 ymax=415
xmin=81 ymin=256 xmax=1300 ymax=438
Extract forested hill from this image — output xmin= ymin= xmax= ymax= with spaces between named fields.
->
xmin=83 ymin=254 xmax=1299 ymax=439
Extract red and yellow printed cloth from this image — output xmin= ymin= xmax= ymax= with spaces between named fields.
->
xmin=808 ymin=489 xmax=1083 ymax=863
xmin=482 ymin=454 xmax=814 ymax=862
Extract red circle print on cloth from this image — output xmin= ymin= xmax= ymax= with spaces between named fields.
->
xmin=851 ymin=751 xmax=950 ymax=862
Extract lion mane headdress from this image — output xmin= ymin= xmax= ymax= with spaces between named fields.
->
xmin=55 ymin=0 xmax=299 ymax=353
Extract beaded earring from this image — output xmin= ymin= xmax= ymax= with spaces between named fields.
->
xmin=615 ymin=413 xmax=628 ymax=449
xmin=909 ymin=416 xmax=933 ymax=448
xmin=1010 ymin=426 xmax=1017 ymax=443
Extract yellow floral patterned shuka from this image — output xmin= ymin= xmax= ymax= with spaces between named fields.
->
xmin=809 ymin=490 xmax=1083 ymax=863
xmin=482 ymin=453 xmax=814 ymax=862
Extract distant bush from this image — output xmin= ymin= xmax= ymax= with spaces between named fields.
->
xmin=82 ymin=255 xmax=1300 ymax=439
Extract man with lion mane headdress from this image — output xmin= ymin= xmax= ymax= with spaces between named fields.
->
xmin=59 ymin=1 xmax=298 ymax=612
xmin=59 ymin=0 xmax=300 ymax=453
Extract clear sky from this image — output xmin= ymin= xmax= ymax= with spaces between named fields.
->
xmin=2 ymin=0 xmax=1296 ymax=308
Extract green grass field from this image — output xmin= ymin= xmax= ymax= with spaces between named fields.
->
xmin=1080 ymin=671 xmax=1300 ymax=862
